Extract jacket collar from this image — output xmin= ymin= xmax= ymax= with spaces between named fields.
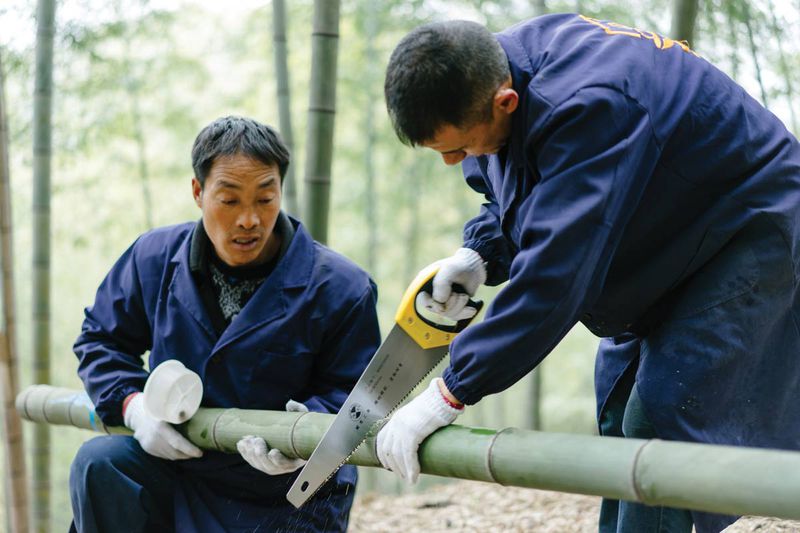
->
xmin=258 ymin=213 xmax=313 ymax=289
xmin=495 ymin=31 xmax=537 ymax=174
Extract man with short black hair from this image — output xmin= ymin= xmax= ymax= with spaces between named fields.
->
xmin=69 ymin=116 xmax=380 ymax=532
xmin=377 ymin=16 xmax=800 ymax=533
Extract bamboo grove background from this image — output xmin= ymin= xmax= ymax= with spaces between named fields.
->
xmin=0 ymin=0 xmax=799 ymax=530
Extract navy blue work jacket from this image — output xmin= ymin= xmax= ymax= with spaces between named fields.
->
xmin=441 ymin=13 xmax=800 ymax=522
xmin=74 ymin=216 xmax=380 ymax=531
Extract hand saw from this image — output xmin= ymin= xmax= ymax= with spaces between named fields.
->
xmin=286 ymin=263 xmax=483 ymax=507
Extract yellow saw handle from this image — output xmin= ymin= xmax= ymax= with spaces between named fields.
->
xmin=394 ymin=263 xmax=484 ymax=349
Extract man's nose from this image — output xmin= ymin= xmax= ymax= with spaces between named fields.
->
xmin=441 ymin=151 xmax=466 ymax=166
xmin=237 ymin=208 xmax=259 ymax=229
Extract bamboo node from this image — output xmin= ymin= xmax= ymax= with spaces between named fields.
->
xmin=289 ymin=410 xmax=312 ymax=459
xmin=210 ymin=409 xmax=225 ymax=451
xmin=486 ymin=427 xmax=513 ymax=485
xmin=631 ymin=438 xmax=659 ymax=504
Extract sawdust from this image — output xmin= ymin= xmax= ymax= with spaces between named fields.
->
xmin=349 ymin=481 xmax=800 ymax=532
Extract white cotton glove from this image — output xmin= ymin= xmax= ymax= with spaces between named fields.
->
xmin=417 ymin=248 xmax=487 ymax=321
xmin=377 ymin=378 xmax=463 ymax=484
xmin=236 ymin=399 xmax=308 ymax=475
xmin=123 ymin=393 xmax=203 ymax=460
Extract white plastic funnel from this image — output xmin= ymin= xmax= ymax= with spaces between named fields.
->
xmin=143 ymin=359 xmax=203 ymax=424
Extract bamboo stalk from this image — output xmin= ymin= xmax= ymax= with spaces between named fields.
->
xmin=670 ymin=0 xmax=699 ymax=44
xmin=303 ymin=0 xmax=340 ymax=244
xmin=0 ymin=51 xmax=29 ymax=533
xmin=32 ymin=1 xmax=56 ymax=530
xmin=272 ymin=0 xmax=299 ymax=217
xmin=17 ymin=385 xmax=800 ymax=521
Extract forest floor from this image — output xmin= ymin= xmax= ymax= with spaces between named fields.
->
xmin=349 ymin=481 xmax=800 ymax=532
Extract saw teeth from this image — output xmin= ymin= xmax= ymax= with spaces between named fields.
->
xmin=299 ymin=352 xmax=448 ymax=501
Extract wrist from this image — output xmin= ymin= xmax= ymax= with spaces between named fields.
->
xmin=436 ymin=378 xmax=463 ymax=409
xmin=122 ymin=392 xmax=141 ymax=422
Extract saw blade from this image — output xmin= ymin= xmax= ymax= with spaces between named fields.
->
xmin=286 ymin=325 xmax=448 ymax=508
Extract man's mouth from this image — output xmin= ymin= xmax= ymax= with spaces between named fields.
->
xmin=232 ymin=236 xmax=259 ymax=250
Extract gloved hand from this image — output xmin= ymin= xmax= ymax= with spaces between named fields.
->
xmin=417 ymin=248 xmax=486 ymax=321
xmin=123 ymin=392 xmax=203 ymax=460
xmin=237 ymin=399 xmax=308 ymax=475
xmin=377 ymin=378 xmax=463 ymax=484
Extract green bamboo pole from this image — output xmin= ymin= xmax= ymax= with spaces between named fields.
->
xmin=303 ymin=0 xmax=340 ymax=244
xmin=16 ymin=385 xmax=800 ymax=521
xmin=670 ymin=0 xmax=699 ymax=44
xmin=32 ymin=1 xmax=56 ymax=531
xmin=0 ymin=50 xmax=30 ymax=533
xmin=361 ymin=0 xmax=379 ymax=275
xmin=272 ymin=0 xmax=299 ymax=217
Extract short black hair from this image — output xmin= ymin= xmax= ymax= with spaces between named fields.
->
xmin=384 ymin=20 xmax=510 ymax=146
xmin=191 ymin=116 xmax=290 ymax=187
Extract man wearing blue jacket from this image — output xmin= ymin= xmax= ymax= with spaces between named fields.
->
xmin=69 ymin=116 xmax=381 ymax=532
xmin=376 ymin=15 xmax=800 ymax=533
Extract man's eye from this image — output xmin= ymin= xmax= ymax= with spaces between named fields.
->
xmin=221 ymin=199 xmax=237 ymax=205
xmin=258 ymin=198 xmax=274 ymax=204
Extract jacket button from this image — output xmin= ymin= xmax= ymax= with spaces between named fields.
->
xmin=211 ymin=355 xmax=221 ymax=364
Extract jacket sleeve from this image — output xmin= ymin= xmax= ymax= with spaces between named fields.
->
xmin=461 ymin=157 xmax=515 ymax=286
xmin=301 ymin=280 xmax=381 ymax=414
xmin=443 ymin=86 xmax=661 ymax=405
xmin=73 ymin=240 xmax=152 ymax=426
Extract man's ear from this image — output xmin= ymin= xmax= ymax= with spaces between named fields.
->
xmin=192 ymin=177 xmax=203 ymax=208
xmin=494 ymin=85 xmax=519 ymax=115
